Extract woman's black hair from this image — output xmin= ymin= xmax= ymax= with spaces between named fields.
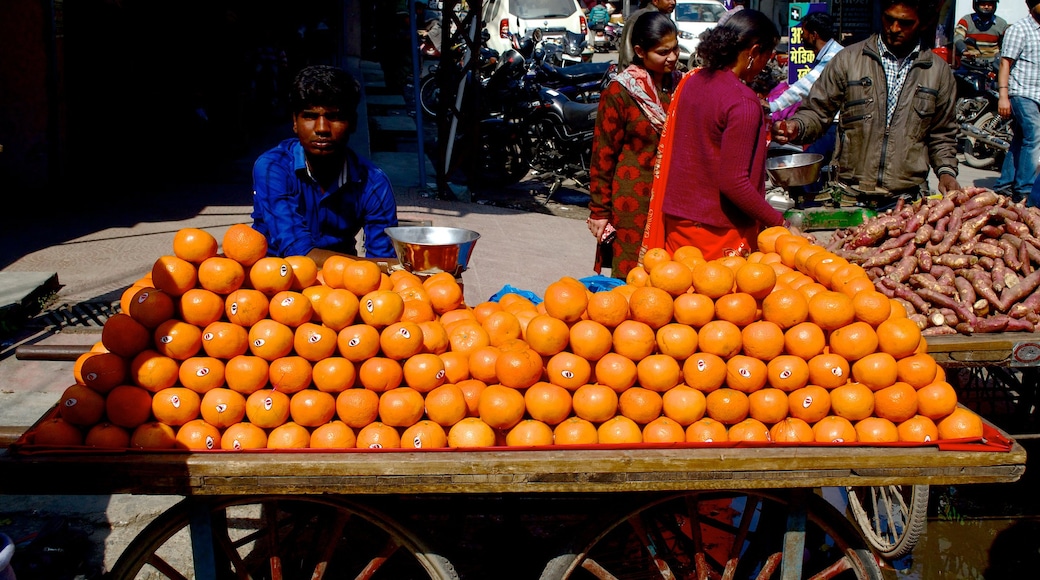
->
xmin=290 ymin=65 xmax=361 ymax=128
xmin=630 ymin=11 xmax=678 ymax=65
xmin=696 ymin=9 xmax=780 ymax=71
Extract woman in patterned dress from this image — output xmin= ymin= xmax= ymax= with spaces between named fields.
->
xmin=587 ymin=11 xmax=682 ymax=279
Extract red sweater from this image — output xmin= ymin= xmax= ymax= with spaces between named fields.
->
xmin=661 ymin=69 xmax=784 ymax=230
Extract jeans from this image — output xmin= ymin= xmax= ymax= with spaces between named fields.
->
xmin=996 ymin=96 xmax=1040 ymax=197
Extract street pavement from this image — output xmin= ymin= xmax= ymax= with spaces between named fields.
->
xmin=0 ymin=54 xmax=1007 ymax=578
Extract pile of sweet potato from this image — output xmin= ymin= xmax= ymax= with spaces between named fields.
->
xmin=825 ymin=188 xmax=1040 ymax=335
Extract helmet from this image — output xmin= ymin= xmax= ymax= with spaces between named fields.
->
xmin=974 ymin=0 xmax=997 ymax=16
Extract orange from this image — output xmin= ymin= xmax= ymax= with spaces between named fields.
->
xmin=829 ymin=382 xmax=876 ymax=421
xmin=245 ymin=388 xmax=291 ymax=429
xmin=481 ymin=310 xmax=523 ymax=347
xmin=31 ymin=417 xmax=85 ymax=446
xmin=636 ymin=354 xmax=682 ymax=392
xmin=74 ymin=351 xmax=128 ymax=394
xmin=401 ymin=420 xmax=449 ymax=449
xmin=757 ymin=226 xmax=792 ymax=254
xmin=829 ymin=263 xmax=869 ymax=293
xmin=937 ymin=407 xmax=984 ymax=440
xmin=127 ymin=287 xmax=176 ymax=329
xmin=477 ymin=384 xmax=527 ymax=430
xmin=811 ymin=255 xmax=850 ymax=287
xmin=198 ymin=321 xmax=248 ymax=360
xmin=378 ymin=386 xmax=426 ymax=427
xmin=151 ymin=255 xmax=198 ymax=297
xmin=173 ymin=419 xmax=221 ymax=450
xmin=696 ymin=319 xmax=743 ymax=360
xmin=447 ymin=319 xmax=492 ymax=356
xmin=691 ymin=261 xmax=736 ymax=298
xmin=648 ymin=260 xmax=694 ymax=297
xmin=293 ymin=322 xmax=338 ymax=361
xmin=661 ymin=384 xmax=707 ymax=425
xmin=380 ymin=321 xmax=425 ymax=360
xmin=672 ymin=245 xmax=705 ymax=265
xmin=628 ymin=286 xmax=674 ymax=329
xmin=570 ymin=320 xmax=614 ymax=362
xmin=685 ymin=417 xmax=729 ymax=443
xmin=897 ymin=414 xmax=940 ymax=442
xmin=418 ymin=320 xmax=451 ymax=355
xmin=672 ymin=293 xmax=716 ymax=328
xmin=838 ymin=276 xmax=877 ymax=299
xmin=310 ymin=420 xmax=357 ymax=449
xmin=783 ymin=321 xmax=826 ymax=360
xmin=172 ymin=227 xmax=219 ymax=264
xmin=734 ymin=262 xmax=777 ymax=300
xmin=321 ymin=255 xmax=354 ymax=289
xmin=263 ymin=421 xmax=311 ymax=449
xmin=618 ymin=387 xmax=664 ymax=424
xmin=318 ymin=288 xmax=361 ymax=332
xmin=439 ymin=351 xmax=470 ymax=384
xmin=340 ymin=259 xmax=383 ymax=296
xmin=586 ymin=290 xmax=630 ymax=328
xmin=727 ymin=418 xmax=771 ymax=442
xmin=357 ymin=357 xmax=404 ymax=392
xmin=855 ymin=417 xmax=900 ymax=443
xmin=797 ymin=282 xmax=829 ymax=302
xmin=655 ymin=323 xmax=699 ymax=361
xmin=545 ymin=351 xmax=593 ymax=390
xmin=105 ymin=384 xmax=154 ymax=429
xmin=813 ymin=415 xmax=857 ymax=443
xmin=896 ymin=353 xmax=939 ymax=388
xmin=359 ymin=289 xmax=406 ymax=328
xmin=178 ymin=288 xmax=226 ymax=327
xmin=888 ymin=298 xmax=909 ymax=319
xmin=198 ymin=387 xmax=247 ymax=428
xmin=740 ymin=320 xmax=785 ymax=360
xmin=873 ymin=381 xmax=919 ymax=423
xmin=426 ymin=279 xmax=465 ymax=314
xmin=505 ymin=419 xmax=555 ymax=447
xmin=713 ymin=292 xmax=759 ymax=327
xmin=828 ymin=321 xmax=879 ymax=362
xmin=224 ymin=354 xmax=270 ymax=395
xmin=499 ymin=294 xmax=538 ymax=315
xmin=792 ymin=244 xmax=825 ymax=275
xmin=268 ymin=355 xmax=314 ymax=394
xmin=197 ymin=256 xmax=247 ymax=295
xmin=724 ymin=354 xmax=768 ymax=394
xmin=129 ymin=349 xmax=180 ymax=392
xmin=467 ymin=345 xmax=502 ymax=384
xmin=682 ymin=352 xmax=727 ymax=392
xmin=337 ymin=323 xmax=381 ymax=362
xmin=129 ymin=421 xmax=178 ymax=450
xmin=423 ymin=383 xmax=468 ymax=427
xmin=787 ymin=384 xmax=831 ymax=423
xmin=101 ymin=313 xmax=152 ymax=359
xmin=153 ymin=319 xmax=203 ymax=361
xmin=807 ymin=353 xmax=851 ymax=389
xmin=457 ymin=378 xmax=488 ymax=417
xmin=447 ymin=417 xmax=497 ymax=448
xmin=542 ymin=279 xmax=589 ymax=323
xmin=808 ymin=291 xmax=855 ymax=331
xmin=248 ymin=256 xmax=294 ymax=296
xmin=745 ymin=387 xmax=787 ymax=424
xmin=222 ymin=224 xmax=268 ymax=267
xmin=594 ymin=352 xmax=639 ymax=393
xmin=571 ymin=383 xmax=620 ymax=423
xmin=524 ymin=381 xmax=573 ymax=425
xmin=400 ymin=352 xmax=446 ymax=393
xmin=268 ymin=290 xmax=315 ymax=327
xmin=770 ymin=417 xmax=815 ymax=443
xmin=335 ymin=388 xmax=380 ymax=428
xmin=774 ymin=234 xmax=810 ymax=268
xmin=851 ymin=352 xmax=899 ymax=391
xmin=178 ymin=356 xmax=226 ymax=394
xmin=612 ymin=319 xmax=658 ymax=361
xmin=524 ymin=314 xmax=571 ymax=356
xmin=641 ymin=247 xmax=673 ymax=272
xmin=220 ymin=422 xmax=269 ymax=450
xmin=356 ymin=422 xmax=402 ymax=449
xmin=311 ymin=356 xmax=357 ymax=393
xmin=597 ymin=415 xmax=643 ymax=444
xmin=495 ymin=346 xmax=544 ymax=389
xmin=705 ymin=388 xmax=749 ymax=424
xmin=766 ymin=354 xmax=810 ymax=392
xmin=471 ymin=301 xmax=504 ymax=325
xmin=224 ymin=288 xmax=271 ymax=327
xmin=150 ymin=387 xmax=202 ymax=426
xmin=642 ymin=416 xmax=686 ymax=443
xmin=553 ymin=416 xmax=599 ymax=445
xmin=876 ymin=317 xmax=924 ymax=359
xmin=58 ymin=384 xmax=107 ymax=426
xmin=916 ymin=381 xmax=958 ymax=420
xmin=761 ymin=287 xmax=809 ymax=329
xmin=285 ymin=255 xmax=319 ymax=291
xmin=718 ymin=254 xmax=748 ymax=274
xmin=247 ymin=319 xmax=294 ymax=361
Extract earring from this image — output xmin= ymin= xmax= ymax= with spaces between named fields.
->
xmin=746 ymin=56 xmax=754 ymax=71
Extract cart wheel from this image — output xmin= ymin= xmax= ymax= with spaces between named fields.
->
xmin=107 ymin=495 xmax=459 ymax=580
xmin=540 ymin=490 xmax=883 ymax=580
xmin=845 ymin=484 xmax=928 ymax=560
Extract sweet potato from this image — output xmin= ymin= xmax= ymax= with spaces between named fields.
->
xmin=913 ymin=223 xmax=934 ymax=246
xmin=914 ymin=248 xmax=933 ymax=272
xmin=961 ymin=269 xmax=1004 ymax=312
xmin=998 ymin=269 xmax=1040 ymax=311
xmin=954 ymin=276 xmax=976 ymax=305
xmin=909 ymin=273 xmax=946 ymax=295
xmin=862 ymin=247 xmax=905 ymax=269
xmin=932 ymin=253 xmax=978 ymax=269
xmin=980 ymin=224 xmax=1005 ymax=238
xmin=923 ymin=325 xmax=958 ymax=336
xmin=879 ymin=277 xmax=930 ymax=314
xmin=926 ymin=196 xmax=956 ymax=222
xmin=886 ymin=255 xmax=918 ymax=283
xmin=1008 ymin=291 xmax=1040 ymax=319
xmin=992 ymin=258 xmax=1007 ymax=293
xmin=916 ymin=287 xmax=978 ymax=324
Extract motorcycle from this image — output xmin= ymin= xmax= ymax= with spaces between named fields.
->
xmin=513 ymin=30 xmax=615 ymax=104
xmin=954 ymin=56 xmax=1012 ymax=170
xmin=542 ymin=30 xmax=593 ymax=66
xmin=419 ymin=28 xmax=500 ymax=117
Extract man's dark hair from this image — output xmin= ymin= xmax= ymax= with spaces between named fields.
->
xmin=290 ymin=65 xmax=361 ymax=127
xmin=881 ymin=0 xmax=938 ymax=16
xmin=801 ymin=12 xmax=834 ymax=41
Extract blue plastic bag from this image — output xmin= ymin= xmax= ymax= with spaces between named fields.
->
xmin=489 ymin=284 xmax=543 ymax=304
xmin=579 ymin=275 xmax=625 ymax=293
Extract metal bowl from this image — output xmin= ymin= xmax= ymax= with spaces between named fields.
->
xmin=766 ymin=153 xmax=825 ymax=188
xmin=384 ymin=226 xmax=480 ymax=276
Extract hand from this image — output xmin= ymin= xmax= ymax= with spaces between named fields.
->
xmin=937 ymin=173 xmax=961 ymax=195
xmin=587 ymin=217 xmax=609 ymax=241
xmin=998 ymin=95 xmax=1012 ymax=119
xmin=770 ymin=119 xmax=800 ymax=144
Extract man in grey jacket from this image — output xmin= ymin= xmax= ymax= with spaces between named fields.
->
xmin=771 ymin=0 xmax=961 ymax=204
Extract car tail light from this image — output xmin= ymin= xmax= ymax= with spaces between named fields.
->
xmin=580 ymin=16 xmax=588 ymax=35
xmin=499 ymin=18 xmax=511 ymax=39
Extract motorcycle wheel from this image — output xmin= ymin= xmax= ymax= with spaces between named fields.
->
xmin=419 ymin=73 xmax=440 ymax=117
xmin=469 ymin=120 xmax=529 ymax=187
xmin=963 ymin=111 xmax=1010 ymax=169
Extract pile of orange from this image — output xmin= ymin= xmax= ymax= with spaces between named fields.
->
xmin=32 ymin=224 xmax=986 ymax=451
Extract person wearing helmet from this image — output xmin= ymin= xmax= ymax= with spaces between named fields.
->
xmin=954 ymin=1 xmax=1009 ymax=64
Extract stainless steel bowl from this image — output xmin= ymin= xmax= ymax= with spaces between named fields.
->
xmin=766 ymin=153 xmax=825 ymax=188
xmin=384 ymin=226 xmax=480 ymax=276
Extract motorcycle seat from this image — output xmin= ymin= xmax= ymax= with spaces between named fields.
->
xmin=560 ymin=100 xmax=599 ymax=129
xmin=540 ymin=61 xmax=611 ymax=84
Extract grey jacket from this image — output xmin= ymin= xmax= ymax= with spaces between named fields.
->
xmin=789 ymin=34 xmax=960 ymax=194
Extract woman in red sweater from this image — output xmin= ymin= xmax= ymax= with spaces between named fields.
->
xmin=657 ymin=8 xmax=787 ymax=260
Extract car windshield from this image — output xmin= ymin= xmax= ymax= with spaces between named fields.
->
xmin=513 ymin=0 xmax=578 ymax=19
xmin=674 ymin=3 xmax=725 ymax=23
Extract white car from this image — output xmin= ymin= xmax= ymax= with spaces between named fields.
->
xmin=673 ymin=0 xmax=727 ymax=68
xmin=482 ymin=0 xmax=590 ymax=59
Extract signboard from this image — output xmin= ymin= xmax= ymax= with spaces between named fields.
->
xmin=786 ymin=2 xmax=828 ymax=85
